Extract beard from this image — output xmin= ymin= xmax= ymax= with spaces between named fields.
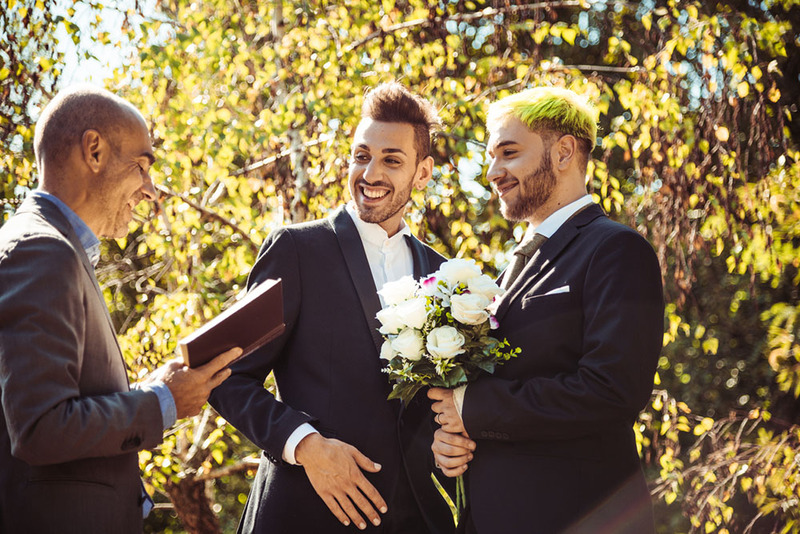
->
xmin=501 ymin=150 xmax=557 ymax=222
xmin=351 ymin=177 xmax=414 ymax=225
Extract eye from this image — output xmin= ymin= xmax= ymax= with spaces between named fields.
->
xmin=352 ymin=152 xmax=370 ymax=163
xmin=384 ymin=157 xmax=401 ymax=165
xmin=502 ymin=149 xmax=517 ymax=157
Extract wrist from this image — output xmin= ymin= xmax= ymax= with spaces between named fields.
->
xmin=294 ymin=432 xmax=324 ymax=465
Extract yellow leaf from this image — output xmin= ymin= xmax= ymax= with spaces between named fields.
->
xmin=0 ymin=67 xmax=9 ymax=81
xmin=715 ymin=126 xmax=730 ymax=142
xmin=737 ymin=81 xmax=749 ymax=98
xmin=211 ymin=448 xmax=224 ymax=465
xmin=562 ymin=28 xmax=578 ymax=46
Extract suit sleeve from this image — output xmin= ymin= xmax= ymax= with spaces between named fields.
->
xmin=209 ymin=228 xmax=315 ymax=460
xmin=463 ymin=230 xmax=664 ymax=441
xmin=0 ymin=236 xmax=163 ymax=466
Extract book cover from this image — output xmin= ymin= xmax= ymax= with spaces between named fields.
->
xmin=178 ymin=278 xmax=285 ymax=368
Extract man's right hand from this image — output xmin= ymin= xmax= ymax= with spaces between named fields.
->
xmin=149 ymin=347 xmax=242 ymax=419
xmin=432 ymin=427 xmax=475 ymax=478
xmin=295 ymin=432 xmax=387 ymax=530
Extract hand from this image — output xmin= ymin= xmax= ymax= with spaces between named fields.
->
xmin=428 ymin=387 xmax=467 ymax=434
xmin=151 ymin=347 xmax=242 ymax=419
xmin=432 ymin=427 xmax=475 ymax=478
xmin=295 ymin=433 xmax=387 ymax=530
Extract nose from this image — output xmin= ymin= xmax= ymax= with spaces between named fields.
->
xmin=140 ymin=170 xmax=157 ymax=201
xmin=485 ymin=157 xmax=503 ymax=184
xmin=362 ymin=159 xmax=381 ymax=184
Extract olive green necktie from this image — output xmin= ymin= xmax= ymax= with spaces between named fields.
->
xmin=501 ymin=233 xmax=548 ymax=290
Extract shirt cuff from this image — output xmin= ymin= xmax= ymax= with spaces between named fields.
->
xmin=283 ymin=423 xmax=318 ymax=465
xmin=453 ymin=384 xmax=467 ymax=419
xmin=138 ymin=382 xmax=177 ymax=431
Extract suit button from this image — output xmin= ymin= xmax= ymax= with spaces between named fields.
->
xmin=487 ymin=431 xmax=496 ymax=439
xmin=502 ymin=433 xmax=510 ymax=440
xmin=480 ymin=431 xmax=488 ymax=438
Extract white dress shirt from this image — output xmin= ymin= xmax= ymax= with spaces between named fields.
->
xmin=282 ymin=203 xmax=415 ymax=464
xmin=453 ymin=195 xmax=595 ymax=416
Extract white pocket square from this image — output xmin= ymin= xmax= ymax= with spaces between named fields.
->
xmin=544 ymin=285 xmax=570 ymax=296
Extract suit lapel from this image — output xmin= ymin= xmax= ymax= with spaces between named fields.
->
xmin=330 ymin=207 xmax=385 ymax=354
xmin=404 ymin=234 xmax=430 ymax=280
xmin=494 ymin=204 xmax=605 ymax=321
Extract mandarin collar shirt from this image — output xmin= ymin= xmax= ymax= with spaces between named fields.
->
xmin=31 ymin=190 xmax=101 ymax=267
xmin=345 ymin=202 xmax=414 ymax=308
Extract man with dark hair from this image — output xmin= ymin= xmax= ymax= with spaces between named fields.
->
xmin=209 ymin=82 xmax=454 ymax=533
xmin=0 ymin=85 xmax=241 ymax=534
xmin=429 ymin=87 xmax=664 ymax=533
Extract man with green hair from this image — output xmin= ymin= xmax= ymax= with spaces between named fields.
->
xmin=428 ymin=87 xmax=664 ymax=533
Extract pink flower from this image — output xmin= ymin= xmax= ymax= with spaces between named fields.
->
xmin=489 ymin=315 xmax=500 ymax=330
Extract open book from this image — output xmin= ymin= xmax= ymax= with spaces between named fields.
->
xmin=178 ymin=278 xmax=285 ymax=368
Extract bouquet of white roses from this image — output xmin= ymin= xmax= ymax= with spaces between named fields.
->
xmin=376 ymin=258 xmax=521 ymax=405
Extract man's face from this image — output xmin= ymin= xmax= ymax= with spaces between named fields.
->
xmin=348 ymin=118 xmax=429 ymax=236
xmin=95 ymin=116 xmax=156 ymax=239
xmin=486 ymin=115 xmax=556 ymax=223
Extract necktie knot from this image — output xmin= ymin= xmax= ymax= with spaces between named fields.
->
xmin=502 ymin=233 xmax=547 ymax=289
xmin=514 ymin=233 xmax=547 ymax=259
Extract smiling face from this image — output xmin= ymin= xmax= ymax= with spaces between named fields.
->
xmin=348 ymin=118 xmax=432 ymax=236
xmin=93 ymin=115 xmax=156 ymax=238
xmin=486 ymin=115 xmax=557 ymax=224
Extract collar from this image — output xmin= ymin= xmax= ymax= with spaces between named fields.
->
xmin=31 ymin=190 xmax=101 ymax=267
xmin=345 ymin=202 xmax=411 ymax=248
xmin=527 ymin=194 xmax=593 ymax=239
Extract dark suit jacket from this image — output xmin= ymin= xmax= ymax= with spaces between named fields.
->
xmin=461 ymin=204 xmax=664 ymax=534
xmin=0 ymin=196 xmax=164 ymax=534
xmin=209 ymin=206 xmax=454 ymax=534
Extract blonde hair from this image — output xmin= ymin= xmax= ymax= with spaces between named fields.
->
xmin=487 ymin=87 xmax=597 ymax=157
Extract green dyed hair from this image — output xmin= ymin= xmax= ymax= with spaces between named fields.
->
xmin=487 ymin=87 xmax=598 ymax=157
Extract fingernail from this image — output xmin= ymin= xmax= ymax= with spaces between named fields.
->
xmin=343 ymin=520 xmax=350 ymax=526
xmin=380 ymin=506 xmax=388 ymax=513
xmin=468 ymin=454 xmax=473 ymax=461
xmin=374 ymin=462 xmax=381 ymax=470
xmin=373 ymin=518 xmax=381 ymax=526
xmin=359 ymin=522 xmax=366 ymax=529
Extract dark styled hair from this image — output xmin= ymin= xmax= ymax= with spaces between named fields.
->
xmin=360 ymin=82 xmax=441 ymax=162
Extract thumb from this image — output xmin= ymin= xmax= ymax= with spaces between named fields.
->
xmin=352 ymin=448 xmax=381 ymax=473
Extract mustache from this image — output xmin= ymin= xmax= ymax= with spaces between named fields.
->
xmin=355 ymin=178 xmax=393 ymax=190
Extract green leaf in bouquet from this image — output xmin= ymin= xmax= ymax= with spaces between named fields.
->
xmin=475 ymin=360 xmax=497 ymax=374
xmin=445 ymin=365 xmax=467 ymax=387
xmin=388 ymin=381 xmax=424 ymax=404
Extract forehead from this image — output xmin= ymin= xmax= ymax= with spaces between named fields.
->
xmin=116 ymin=113 xmax=154 ymax=161
xmin=352 ymin=118 xmax=416 ymax=156
xmin=486 ymin=115 xmax=541 ymax=152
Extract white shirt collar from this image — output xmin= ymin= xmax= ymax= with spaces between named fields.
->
xmin=527 ymin=194 xmax=593 ymax=239
xmin=345 ymin=202 xmax=411 ymax=247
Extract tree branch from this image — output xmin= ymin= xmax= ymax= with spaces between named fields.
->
xmin=155 ymin=184 xmax=258 ymax=253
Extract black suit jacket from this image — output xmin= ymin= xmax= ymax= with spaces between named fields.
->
xmin=209 ymin=206 xmax=453 ymax=533
xmin=461 ymin=204 xmax=664 ymax=534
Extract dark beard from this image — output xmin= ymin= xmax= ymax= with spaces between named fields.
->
xmin=502 ymin=150 xmax=556 ymax=222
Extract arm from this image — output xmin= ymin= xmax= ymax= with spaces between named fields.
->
xmin=0 ymin=236 xmax=164 ymax=464
xmin=463 ymin=230 xmax=664 ymax=441
xmin=208 ymin=229 xmax=314 ymax=458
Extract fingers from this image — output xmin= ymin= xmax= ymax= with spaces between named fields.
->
xmin=352 ymin=448 xmax=382 ymax=474
xmin=427 ymin=387 xmax=451 ymax=401
xmin=432 ymin=428 xmax=474 ymax=478
xmin=196 ymin=346 xmax=243 ymax=376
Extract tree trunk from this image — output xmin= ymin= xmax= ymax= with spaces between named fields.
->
xmin=165 ymin=477 xmax=221 ymax=534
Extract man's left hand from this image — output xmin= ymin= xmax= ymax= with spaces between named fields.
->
xmin=428 ymin=387 xmax=467 ymax=435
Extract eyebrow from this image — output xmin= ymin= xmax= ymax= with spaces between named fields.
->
xmin=141 ymin=152 xmax=156 ymax=165
xmin=353 ymin=144 xmax=408 ymax=156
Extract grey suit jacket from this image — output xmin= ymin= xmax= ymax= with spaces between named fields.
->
xmin=0 ymin=196 xmax=164 ymax=534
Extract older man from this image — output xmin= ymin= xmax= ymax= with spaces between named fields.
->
xmin=0 ymin=85 xmax=240 ymax=534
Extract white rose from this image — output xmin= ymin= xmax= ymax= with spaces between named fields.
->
xmin=391 ymin=328 xmax=425 ymax=361
xmin=380 ymin=340 xmax=398 ymax=361
xmin=378 ymin=276 xmax=419 ymax=306
xmin=376 ymin=306 xmax=404 ymax=334
xmin=420 ymin=274 xmax=449 ymax=303
xmin=450 ymin=293 xmax=491 ymax=325
xmin=394 ymin=297 xmax=428 ymax=330
xmin=426 ymin=326 xmax=466 ymax=359
xmin=437 ymin=258 xmax=482 ymax=287
xmin=467 ymin=274 xmax=504 ymax=301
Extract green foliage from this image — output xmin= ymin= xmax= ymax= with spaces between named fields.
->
xmin=3 ymin=0 xmax=800 ymax=531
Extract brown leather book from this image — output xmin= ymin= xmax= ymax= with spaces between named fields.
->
xmin=178 ymin=278 xmax=285 ymax=368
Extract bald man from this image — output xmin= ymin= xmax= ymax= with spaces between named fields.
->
xmin=0 ymin=85 xmax=241 ymax=534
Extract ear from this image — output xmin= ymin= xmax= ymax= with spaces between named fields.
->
xmin=553 ymin=135 xmax=578 ymax=172
xmin=413 ymin=155 xmax=434 ymax=191
xmin=81 ymin=129 xmax=109 ymax=173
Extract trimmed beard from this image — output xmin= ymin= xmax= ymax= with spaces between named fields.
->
xmin=501 ymin=150 xmax=557 ymax=222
